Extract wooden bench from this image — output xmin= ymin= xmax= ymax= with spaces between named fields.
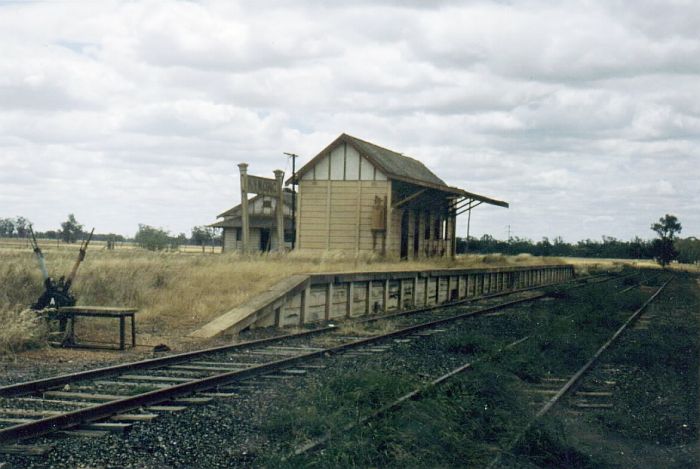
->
xmin=47 ymin=306 xmax=138 ymax=350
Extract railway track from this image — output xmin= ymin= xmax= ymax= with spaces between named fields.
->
xmin=487 ymin=275 xmax=672 ymax=467
xmin=0 ymin=271 xmax=629 ymax=451
xmin=278 ymin=269 xmax=666 ymax=462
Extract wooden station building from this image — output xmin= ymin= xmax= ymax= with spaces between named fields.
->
xmin=212 ymin=190 xmax=294 ymax=252
xmin=289 ymin=134 xmax=509 ymax=259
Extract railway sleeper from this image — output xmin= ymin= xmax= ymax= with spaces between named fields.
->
xmin=93 ymin=380 xmax=170 ymax=389
xmin=166 ymin=365 xmax=248 ymax=373
xmin=57 ymin=429 xmax=109 ymax=438
xmin=146 ymin=405 xmax=187 ymax=412
xmin=0 ymin=408 xmax=157 ymax=423
xmin=0 ymin=278 xmax=616 ymax=446
xmin=0 ymin=444 xmax=54 ymax=456
xmin=118 ymin=375 xmax=193 ymax=383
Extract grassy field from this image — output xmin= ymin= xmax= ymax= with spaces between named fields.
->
xmin=0 ymin=245 xmax=567 ymax=355
xmin=0 ymin=237 xmax=219 ymax=254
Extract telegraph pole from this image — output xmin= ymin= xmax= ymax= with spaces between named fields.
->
xmin=284 ymin=152 xmax=299 ymax=249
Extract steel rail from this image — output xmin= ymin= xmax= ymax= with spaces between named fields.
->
xmin=0 ymin=290 xmax=570 ymax=444
xmin=0 ymin=271 xmax=625 ymax=444
xmin=0 ymin=271 xmax=608 ymax=399
xmin=487 ymin=276 xmax=673 ymax=468
xmin=288 ymin=272 xmax=635 ymax=458
xmin=535 ymin=277 xmax=671 ymax=418
xmin=290 ymin=336 xmax=532 ymax=458
xmin=0 ymin=327 xmax=335 ymax=398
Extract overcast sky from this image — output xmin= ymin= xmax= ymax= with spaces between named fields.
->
xmin=1 ymin=0 xmax=697 ymax=242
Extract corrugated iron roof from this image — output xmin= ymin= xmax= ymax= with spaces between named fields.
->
xmin=342 ymin=134 xmax=447 ymax=187
xmin=216 ymin=190 xmax=294 ymax=219
xmin=289 ymin=134 xmax=508 ymax=208
xmin=292 ymin=133 xmax=447 ymax=189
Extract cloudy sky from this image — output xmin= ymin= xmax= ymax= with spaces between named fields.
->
xmin=1 ymin=0 xmax=697 ymax=242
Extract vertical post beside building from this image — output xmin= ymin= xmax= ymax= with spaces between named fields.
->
xmin=274 ymin=169 xmax=285 ymax=252
xmin=238 ymin=163 xmax=249 ymax=252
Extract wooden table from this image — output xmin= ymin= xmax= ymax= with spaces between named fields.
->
xmin=48 ymin=306 xmax=138 ymax=350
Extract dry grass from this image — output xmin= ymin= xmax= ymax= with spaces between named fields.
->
xmin=0 ymin=246 xmax=565 ymax=353
xmin=0 ymin=309 xmax=47 ymax=357
xmin=560 ymin=256 xmax=700 ymax=275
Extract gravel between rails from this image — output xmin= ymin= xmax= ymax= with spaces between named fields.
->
xmin=1 ymin=275 xmax=627 ymax=468
xmin=1 ymin=296 xmax=543 ymax=469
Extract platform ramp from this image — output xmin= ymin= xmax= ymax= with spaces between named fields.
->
xmin=189 ymin=274 xmax=310 ymax=339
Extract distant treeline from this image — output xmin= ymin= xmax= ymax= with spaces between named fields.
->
xmin=0 ymin=216 xmax=221 ymax=248
xmin=457 ymin=234 xmax=700 ymax=264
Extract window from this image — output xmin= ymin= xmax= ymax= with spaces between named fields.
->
xmin=434 ymin=216 xmax=442 ymax=240
xmin=235 ymin=228 xmax=241 ymax=241
xmin=284 ymin=231 xmax=295 ymax=243
xmin=262 ymin=200 xmax=272 ymax=209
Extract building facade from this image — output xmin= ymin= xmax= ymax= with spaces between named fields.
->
xmin=212 ymin=191 xmax=294 ymax=252
xmin=290 ymin=134 xmax=508 ymax=258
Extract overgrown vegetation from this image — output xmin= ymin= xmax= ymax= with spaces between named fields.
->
xmin=266 ymin=365 xmax=532 ymax=468
xmin=0 ymin=248 xmax=561 ymax=350
xmin=263 ymin=278 xmax=644 ymax=467
xmin=263 ymin=369 xmax=418 ymax=445
xmin=129 ymin=270 xmax=694 ymax=468
xmin=512 ymin=419 xmax=603 ymax=469
xmin=0 ymin=308 xmax=47 ymax=356
xmin=492 ymin=282 xmax=644 ymax=383
xmin=600 ymin=275 xmax=699 ymax=445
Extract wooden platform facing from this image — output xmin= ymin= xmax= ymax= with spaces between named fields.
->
xmin=190 ymin=265 xmax=574 ymax=339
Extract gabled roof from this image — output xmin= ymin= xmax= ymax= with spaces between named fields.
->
xmin=290 ymin=133 xmax=446 ymax=188
xmin=347 ymin=134 xmax=447 ymax=187
xmin=210 ymin=216 xmax=294 ymax=230
xmin=289 ymin=133 xmax=508 ymax=208
xmin=215 ymin=190 xmax=294 ymax=219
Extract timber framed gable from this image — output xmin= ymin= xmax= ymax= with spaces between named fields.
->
xmin=289 ymin=133 xmax=509 ymax=258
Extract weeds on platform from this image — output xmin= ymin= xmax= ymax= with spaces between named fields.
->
xmin=0 ymin=247 xmax=565 ymax=348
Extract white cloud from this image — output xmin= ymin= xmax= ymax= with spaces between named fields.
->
xmin=0 ymin=0 xmax=697 ymax=241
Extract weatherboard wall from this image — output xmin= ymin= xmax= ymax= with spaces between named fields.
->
xmin=296 ymin=140 xmax=455 ymax=257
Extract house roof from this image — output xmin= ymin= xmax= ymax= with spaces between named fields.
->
xmin=290 ymin=133 xmax=446 ymax=188
xmin=211 ymin=215 xmax=294 ymax=230
xmin=346 ymin=134 xmax=447 ymax=187
xmin=289 ymin=133 xmax=508 ymax=208
xmin=216 ymin=190 xmax=294 ymax=219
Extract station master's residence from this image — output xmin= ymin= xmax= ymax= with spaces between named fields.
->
xmin=213 ymin=133 xmax=508 ymax=259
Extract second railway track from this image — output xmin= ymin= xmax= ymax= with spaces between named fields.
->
xmin=0 ymin=271 xmax=633 ymax=451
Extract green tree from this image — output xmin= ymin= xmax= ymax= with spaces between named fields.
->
xmin=0 ymin=218 xmax=14 ymax=237
xmin=134 ymin=224 xmax=171 ymax=251
xmin=191 ymin=225 xmax=213 ymax=244
xmin=14 ymin=216 xmax=30 ymax=238
xmin=60 ymin=214 xmax=84 ymax=243
xmin=650 ymin=214 xmax=682 ymax=267
xmin=675 ymin=237 xmax=700 ymax=264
